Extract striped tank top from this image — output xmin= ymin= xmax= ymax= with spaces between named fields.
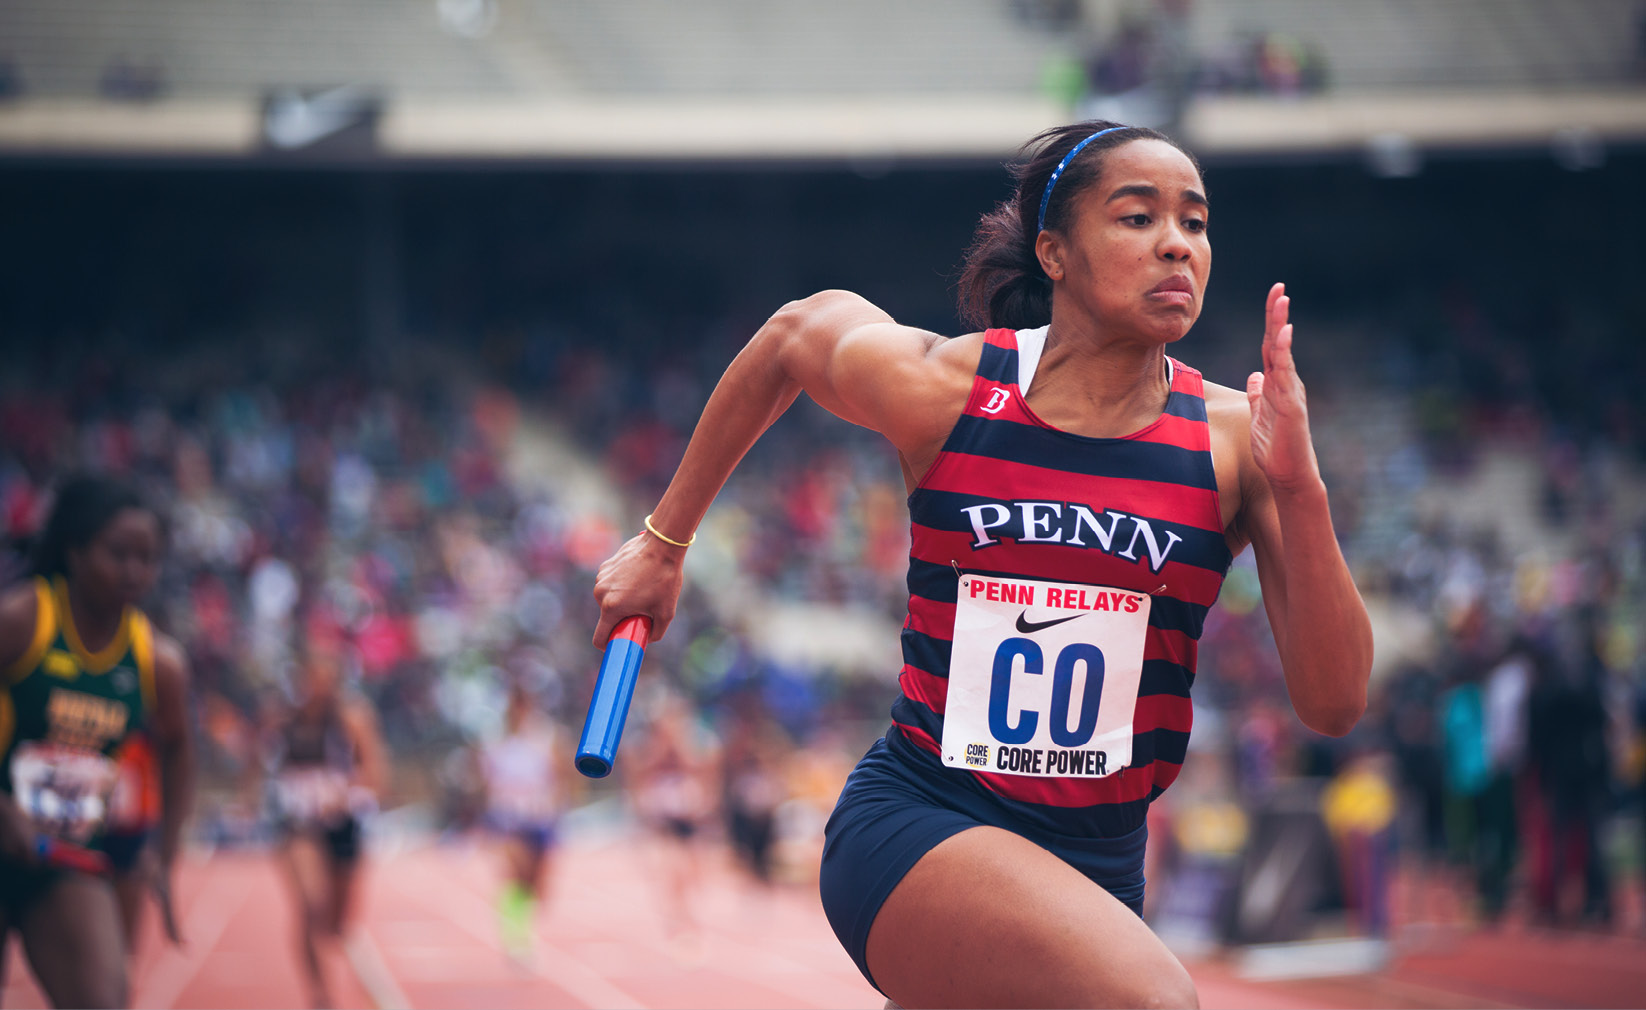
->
xmin=889 ymin=327 xmax=1234 ymax=838
xmin=2 ymin=576 xmax=158 ymax=851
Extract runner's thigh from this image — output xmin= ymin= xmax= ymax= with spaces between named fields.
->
xmin=113 ymin=871 xmax=146 ymax=952
xmin=282 ymin=835 xmax=330 ymax=919
xmin=0 ymin=902 xmax=10 ymax=989
xmin=326 ymin=855 xmax=359 ymax=934
xmin=866 ymin=825 xmax=1197 ymax=1009
xmin=18 ymin=872 xmax=128 ymax=1008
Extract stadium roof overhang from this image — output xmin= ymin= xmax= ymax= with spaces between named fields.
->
xmin=0 ymin=89 xmax=1643 ymax=165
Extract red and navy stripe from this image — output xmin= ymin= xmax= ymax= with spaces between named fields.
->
xmin=887 ymin=328 xmax=1233 ymax=839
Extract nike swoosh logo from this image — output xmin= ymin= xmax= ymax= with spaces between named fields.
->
xmin=1015 ymin=611 xmax=1086 ymax=634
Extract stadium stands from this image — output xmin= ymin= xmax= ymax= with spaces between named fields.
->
xmin=1191 ymin=0 xmax=1642 ymax=90
xmin=2 ymin=0 xmax=1639 ymax=99
xmin=1 ymin=1 xmax=1643 ymax=158
xmin=0 ymin=0 xmax=516 ymax=97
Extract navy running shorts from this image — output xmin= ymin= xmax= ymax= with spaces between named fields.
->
xmin=819 ymin=730 xmax=1147 ymax=994
xmin=102 ymin=829 xmax=151 ymax=874
xmin=279 ymin=815 xmax=363 ymax=864
xmin=484 ymin=812 xmax=559 ymax=854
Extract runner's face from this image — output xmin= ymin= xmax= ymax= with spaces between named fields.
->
xmin=301 ymin=659 xmax=341 ymax=705
xmin=69 ymin=508 xmax=161 ymax=609
xmin=1047 ymin=139 xmax=1210 ymax=344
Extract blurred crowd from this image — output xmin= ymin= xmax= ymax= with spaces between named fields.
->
xmin=0 ymin=323 xmax=900 ymax=869
xmin=2 ymin=149 xmax=1643 ymax=943
xmin=1033 ymin=0 xmax=1331 ymax=135
xmin=1142 ymin=294 xmax=1646 ymax=940
xmin=0 ymin=338 xmax=599 ymax=797
xmin=4 ymin=285 xmax=1643 ymax=935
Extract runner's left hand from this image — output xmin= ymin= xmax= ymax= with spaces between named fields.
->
xmin=1246 ymin=283 xmax=1322 ymax=492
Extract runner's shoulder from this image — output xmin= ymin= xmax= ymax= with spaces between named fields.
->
xmin=929 ymin=329 xmax=987 ymax=363
xmin=0 ymin=578 xmax=42 ymax=668
xmin=1200 ymin=379 xmax=1253 ymax=429
xmin=894 ymin=329 xmax=985 ymax=395
xmin=338 ymin=692 xmax=381 ymax=734
xmin=0 ymin=578 xmax=38 ymax=620
xmin=151 ymin=630 xmax=190 ymax=690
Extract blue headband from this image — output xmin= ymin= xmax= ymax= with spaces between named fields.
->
xmin=1036 ymin=126 xmax=1128 ymax=234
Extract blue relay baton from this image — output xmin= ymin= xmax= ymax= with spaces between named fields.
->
xmin=576 ymin=615 xmax=652 ymax=778
xmin=36 ymin=835 xmax=111 ymax=875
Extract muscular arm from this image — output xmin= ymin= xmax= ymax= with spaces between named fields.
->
xmin=0 ymin=585 xmax=38 ymax=864
xmin=343 ymin=698 xmax=388 ymax=800
xmin=150 ymin=634 xmax=195 ymax=872
xmin=593 ymin=289 xmax=976 ymax=645
xmin=1238 ymin=463 xmax=1373 ymax=735
xmin=0 ymin=583 xmax=37 ymax=673
xmin=1225 ymin=285 xmax=1373 ymax=736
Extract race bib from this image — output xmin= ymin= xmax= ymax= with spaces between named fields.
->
xmin=942 ymin=574 xmax=1151 ymax=778
xmin=490 ymin=781 xmax=556 ymax=821
xmin=10 ymin=741 xmax=120 ymax=843
xmin=106 ymin=746 xmax=151 ymax=832
xmin=275 ymin=768 xmax=351 ymax=824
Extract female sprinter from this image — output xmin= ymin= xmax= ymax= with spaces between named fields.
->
xmin=478 ymin=679 xmax=564 ymax=959
xmin=0 ymin=474 xmax=194 ymax=1008
xmin=265 ymin=648 xmax=387 ymax=1009
xmin=592 ymin=121 xmax=1374 ymax=1008
xmin=627 ymin=692 xmax=714 ymax=947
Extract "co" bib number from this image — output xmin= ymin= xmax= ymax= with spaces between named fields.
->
xmin=941 ymin=574 xmax=1151 ymax=778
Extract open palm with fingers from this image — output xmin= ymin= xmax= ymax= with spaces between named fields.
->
xmin=1246 ymin=283 xmax=1322 ymax=491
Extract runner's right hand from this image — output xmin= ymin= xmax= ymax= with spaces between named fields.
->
xmin=0 ymin=793 xmax=38 ymax=867
xmin=592 ymin=531 xmax=686 ymax=646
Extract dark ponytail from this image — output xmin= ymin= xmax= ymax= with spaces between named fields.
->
xmin=956 ymin=196 xmax=1051 ymax=333
xmin=30 ymin=473 xmax=153 ymax=578
xmin=956 ymin=120 xmax=1200 ymax=331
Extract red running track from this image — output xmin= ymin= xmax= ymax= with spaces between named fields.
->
xmin=6 ymin=838 xmax=1645 ymax=1009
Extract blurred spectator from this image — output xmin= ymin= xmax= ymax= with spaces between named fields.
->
xmin=1384 ymin=662 xmax=1449 ymax=921
xmin=1150 ymin=0 xmax=1196 ymax=133
xmin=1148 ymin=744 xmax=1248 ymax=947
xmin=1526 ymin=616 xmax=1615 ymax=927
xmin=100 ymin=55 xmax=168 ymax=101
xmin=1321 ymin=750 xmax=1398 ymax=938
xmin=0 ymin=56 xmax=23 ymax=101
xmin=437 ymin=0 xmax=499 ymax=39
xmin=1009 ymin=0 xmax=1081 ymax=31
xmin=1086 ymin=18 xmax=1151 ymax=96
xmin=1477 ymin=633 xmax=1534 ymax=922
xmin=1635 ymin=4 xmax=1646 ymax=81
xmin=1079 ymin=1 xmax=1329 ymax=124
xmin=719 ymin=699 xmax=789 ymax=887
xmin=1253 ymin=34 xmax=1306 ymax=96
xmin=1633 ymin=676 xmax=1646 ymax=926
xmin=1440 ymin=657 xmax=1489 ymax=868
xmin=627 ymin=692 xmax=717 ymax=944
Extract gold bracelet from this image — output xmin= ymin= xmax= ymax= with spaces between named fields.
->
xmin=644 ymin=513 xmax=696 ymax=548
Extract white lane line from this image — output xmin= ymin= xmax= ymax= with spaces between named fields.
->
xmin=344 ymin=929 xmax=413 ymax=1010
xmin=1372 ymin=976 xmax=1521 ymax=1010
xmin=133 ymin=856 xmax=252 ymax=1009
xmin=394 ymin=858 xmax=646 ymax=1010
xmin=696 ymin=934 xmax=864 ymax=1010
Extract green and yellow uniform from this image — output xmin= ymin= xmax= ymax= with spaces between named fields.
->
xmin=1 ymin=576 xmax=156 ymax=857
